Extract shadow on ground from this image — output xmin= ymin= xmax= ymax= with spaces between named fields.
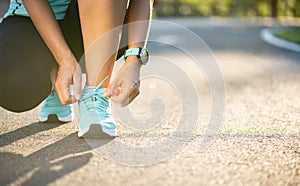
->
xmin=0 ymin=122 xmax=112 ymax=185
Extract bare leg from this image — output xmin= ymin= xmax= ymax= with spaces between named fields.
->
xmin=127 ymin=0 xmax=152 ymax=49
xmin=102 ymin=0 xmax=153 ymax=106
xmin=77 ymin=0 xmax=128 ymax=87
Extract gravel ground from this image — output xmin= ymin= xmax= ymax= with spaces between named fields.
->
xmin=0 ymin=18 xmax=300 ymax=186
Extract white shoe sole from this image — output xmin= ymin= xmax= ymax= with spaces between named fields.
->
xmin=78 ymin=124 xmax=117 ymax=138
xmin=39 ymin=113 xmax=74 ymax=123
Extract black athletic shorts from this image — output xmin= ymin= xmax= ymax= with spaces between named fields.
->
xmin=0 ymin=0 xmax=83 ymax=112
xmin=0 ymin=0 xmax=128 ymax=113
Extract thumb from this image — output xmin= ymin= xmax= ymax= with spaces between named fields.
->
xmin=73 ymin=68 xmax=82 ymax=101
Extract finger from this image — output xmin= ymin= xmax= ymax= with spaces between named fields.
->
xmin=111 ymin=82 xmax=135 ymax=106
xmin=55 ymin=82 xmax=69 ymax=105
xmin=73 ymin=66 xmax=82 ymax=101
xmin=128 ymin=88 xmax=140 ymax=105
xmin=113 ymin=86 xmax=122 ymax=96
xmin=114 ymin=89 xmax=139 ymax=107
xmin=128 ymin=83 xmax=140 ymax=103
xmin=62 ymin=82 xmax=71 ymax=104
xmin=104 ymin=80 xmax=121 ymax=98
xmin=67 ymin=85 xmax=77 ymax=104
xmin=68 ymin=95 xmax=77 ymax=104
xmin=128 ymin=81 xmax=140 ymax=97
xmin=103 ymin=83 xmax=113 ymax=98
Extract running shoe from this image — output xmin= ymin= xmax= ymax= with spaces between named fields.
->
xmin=39 ymin=89 xmax=74 ymax=123
xmin=78 ymin=77 xmax=117 ymax=138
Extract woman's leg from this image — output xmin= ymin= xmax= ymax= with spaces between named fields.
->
xmin=0 ymin=16 xmax=54 ymax=112
xmin=77 ymin=0 xmax=128 ymax=87
xmin=38 ymin=0 xmax=84 ymax=122
xmin=76 ymin=0 xmax=128 ymax=137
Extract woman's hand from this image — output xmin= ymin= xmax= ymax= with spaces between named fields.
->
xmin=55 ymin=54 xmax=82 ymax=105
xmin=103 ymin=56 xmax=141 ymax=107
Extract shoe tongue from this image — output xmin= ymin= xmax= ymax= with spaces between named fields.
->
xmin=81 ymin=88 xmax=95 ymax=100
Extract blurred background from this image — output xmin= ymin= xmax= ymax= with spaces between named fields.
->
xmin=1 ymin=0 xmax=300 ymax=18
xmin=0 ymin=0 xmax=299 ymax=59
xmin=154 ymin=0 xmax=300 ymax=18
xmin=0 ymin=0 xmax=299 ymax=48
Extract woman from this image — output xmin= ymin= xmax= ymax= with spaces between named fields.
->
xmin=0 ymin=0 xmax=152 ymax=137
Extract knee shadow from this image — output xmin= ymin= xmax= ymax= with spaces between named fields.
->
xmin=0 ymin=122 xmax=62 ymax=147
xmin=0 ymin=125 xmax=114 ymax=185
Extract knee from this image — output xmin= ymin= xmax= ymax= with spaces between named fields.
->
xmin=0 ymin=70 xmax=52 ymax=113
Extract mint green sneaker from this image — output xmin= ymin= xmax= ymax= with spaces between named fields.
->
xmin=78 ymin=79 xmax=117 ymax=138
xmin=39 ymin=89 xmax=74 ymax=123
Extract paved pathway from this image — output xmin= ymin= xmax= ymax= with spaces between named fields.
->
xmin=0 ymin=18 xmax=299 ymax=186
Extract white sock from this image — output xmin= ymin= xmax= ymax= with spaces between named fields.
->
xmin=84 ymin=86 xmax=96 ymax=91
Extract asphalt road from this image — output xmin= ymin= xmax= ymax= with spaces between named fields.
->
xmin=0 ymin=0 xmax=9 ymax=18
xmin=0 ymin=18 xmax=299 ymax=186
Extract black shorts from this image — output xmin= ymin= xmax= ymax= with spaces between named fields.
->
xmin=0 ymin=0 xmax=83 ymax=112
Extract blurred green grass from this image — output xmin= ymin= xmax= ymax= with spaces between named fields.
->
xmin=275 ymin=27 xmax=300 ymax=44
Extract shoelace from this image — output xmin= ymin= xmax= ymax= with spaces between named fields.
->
xmin=83 ymin=76 xmax=109 ymax=114
xmin=45 ymin=90 xmax=63 ymax=107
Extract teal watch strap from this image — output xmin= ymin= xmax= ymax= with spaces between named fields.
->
xmin=124 ymin=47 xmax=149 ymax=65
xmin=124 ymin=48 xmax=141 ymax=59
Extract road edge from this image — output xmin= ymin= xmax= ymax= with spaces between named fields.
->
xmin=260 ymin=27 xmax=300 ymax=53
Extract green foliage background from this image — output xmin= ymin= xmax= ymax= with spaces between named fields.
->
xmin=155 ymin=0 xmax=300 ymax=17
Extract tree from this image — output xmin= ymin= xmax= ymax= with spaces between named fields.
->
xmin=271 ymin=0 xmax=278 ymax=17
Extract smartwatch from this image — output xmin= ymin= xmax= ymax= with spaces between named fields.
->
xmin=124 ymin=47 xmax=149 ymax=65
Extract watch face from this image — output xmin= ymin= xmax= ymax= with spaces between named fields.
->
xmin=140 ymin=48 xmax=149 ymax=65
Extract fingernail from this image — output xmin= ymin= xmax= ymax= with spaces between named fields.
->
xmin=75 ymin=94 xmax=81 ymax=100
